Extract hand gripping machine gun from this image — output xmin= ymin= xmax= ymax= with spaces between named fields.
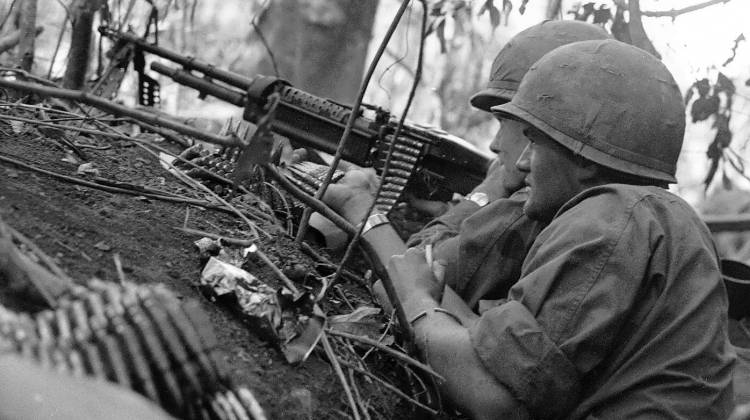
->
xmin=99 ymin=28 xmax=492 ymax=214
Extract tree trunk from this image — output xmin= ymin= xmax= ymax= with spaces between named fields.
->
xmin=62 ymin=0 xmax=103 ymax=90
xmin=627 ymin=0 xmax=660 ymax=58
xmin=17 ymin=0 xmax=38 ymax=72
xmin=254 ymin=0 xmax=379 ymax=103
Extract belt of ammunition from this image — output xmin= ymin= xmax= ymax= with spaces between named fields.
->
xmin=282 ymin=134 xmax=426 ymax=215
xmin=0 ymin=280 xmax=266 ymax=420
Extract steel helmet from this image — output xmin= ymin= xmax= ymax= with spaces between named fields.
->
xmin=470 ymin=20 xmax=611 ymax=112
xmin=492 ymin=39 xmax=685 ymax=184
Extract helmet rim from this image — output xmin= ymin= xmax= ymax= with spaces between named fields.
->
xmin=492 ymin=101 xmax=679 ymax=184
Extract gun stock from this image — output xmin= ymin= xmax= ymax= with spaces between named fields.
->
xmin=101 ymin=28 xmax=492 ymax=204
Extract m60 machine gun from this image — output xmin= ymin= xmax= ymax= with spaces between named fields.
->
xmin=100 ymin=28 xmax=492 ymax=212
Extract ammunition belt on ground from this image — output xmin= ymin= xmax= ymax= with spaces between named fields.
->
xmin=0 ymin=280 xmax=266 ymax=420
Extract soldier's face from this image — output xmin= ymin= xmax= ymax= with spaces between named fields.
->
xmin=489 ymin=117 xmax=528 ymax=194
xmin=515 ymin=125 xmax=586 ymax=221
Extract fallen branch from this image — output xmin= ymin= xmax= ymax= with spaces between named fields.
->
xmin=326 ymin=329 xmax=444 ymax=382
xmin=0 ymin=152 xmax=268 ymax=224
xmin=642 ymin=0 xmax=732 ymax=18
xmin=348 ymin=368 xmax=371 ymax=420
xmin=337 ymin=359 xmax=438 ymax=416
xmin=174 ymin=227 xmax=254 ymax=247
xmin=0 ymin=78 xmax=241 ymax=147
xmin=7 ymin=225 xmax=74 ymax=286
xmin=0 ymin=219 xmax=74 ymax=308
xmin=0 ymin=67 xmax=59 ymax=87
xmin=263 ymin=164 xmax=357 ymax=236
xmin=132 ymin=141 xmax=268 ymax=240
xmin=299 ymin=242 xmax=367 ymax=287
xmin=321 ymin=334 xmax=362 ymax=420
xmin=0 ymin=113 xmax=276 ymax=227
xmin=125 ymin=118 xmax=192 ymax=148
xmin=250 ymin=246 xmax=299 ymax=296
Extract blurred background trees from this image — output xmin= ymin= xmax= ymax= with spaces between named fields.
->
xmin=0 ymin=0 xmax=748 ymax=206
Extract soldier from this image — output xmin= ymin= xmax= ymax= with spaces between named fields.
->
xmin=327 ymin=39 xmax=735 ymax=418
xmin=406 ymin=19 xmax=611 ymax=309
xmin=327 ymin=20 xmax=611 ymax=313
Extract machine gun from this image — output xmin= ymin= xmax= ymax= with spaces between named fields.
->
xmin=99 ymin=27 xmax=492 ymax=211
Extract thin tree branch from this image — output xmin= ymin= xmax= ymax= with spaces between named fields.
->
xmin=294 ymin=0 xmax=413 ymax=244
xmin=326 ymin=329 xmax=444 ymax=382
xmin=337 ymin=359 xmax=439 ymax=416
xmin=0 ymin=0 xmax=20 ymax=32
xmin=321 ymin=334 xmax=362 ymax=420
xmin=642 ymin=0 xmax=733 ymax=18
xmin=0 ymin=78 xmax=241 ymax=147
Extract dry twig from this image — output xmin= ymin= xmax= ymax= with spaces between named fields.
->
xmin=338 ymin=359 xmax=438 ymax=416
xmin=321 ymin=333 xmax=362 ymax=420
xmin=0 ymin=78 xmax=240 ymax=147
xmin=175 ymin=227 xmax=254 ymax=247
xmin=250 ymin=246 xmax=299 ymax=295
xmin=294 ymin=0 xmax=414 ymax=243
xmin=642 ymin=0 xmax=732 ymax=17
xmin=326 ymin=329 xmax=444 ymax=382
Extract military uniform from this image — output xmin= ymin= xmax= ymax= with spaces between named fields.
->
xmin=408 ymin=190 xmax=543 ymax=310
xmin=470 ymin=184 xmax=735 ymax=418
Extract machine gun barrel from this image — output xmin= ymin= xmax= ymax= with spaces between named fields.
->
xmin=103 ymin=28 xmax=492 ymax=200
xmin=99 ymin=27 xmax=254 ymax=90
xmin=150 ymin=62 xmax=247 ymax=106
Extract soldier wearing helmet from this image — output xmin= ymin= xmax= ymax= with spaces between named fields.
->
xmin=327 ymin=37 xmax=734 ymax=417
xmin=382 ymin=39 xmax=734 ymax=418
xmin=327 ymin=20 xmax=611 ymax=314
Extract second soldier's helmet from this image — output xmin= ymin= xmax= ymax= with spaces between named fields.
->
xmin=492 ymin=39 xmax=685 ymax=184
xmin=470 ymin=20 xmax=611 ymax=112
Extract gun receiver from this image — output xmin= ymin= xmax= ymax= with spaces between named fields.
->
xmin=100 ymin=28 xmax=492 ymax=205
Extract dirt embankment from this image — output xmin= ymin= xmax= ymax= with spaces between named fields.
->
xmin=0 ymin=128 xmax=411 ymax=419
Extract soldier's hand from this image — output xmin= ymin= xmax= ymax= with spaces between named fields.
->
xmin=471 ymin=157 xmax=512 ymax=202
xmin=322 ymin=168 xmax=379 ymax=223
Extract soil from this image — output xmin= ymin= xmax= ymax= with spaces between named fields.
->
xmin=0 ymin=121 xmax=422 ymax=419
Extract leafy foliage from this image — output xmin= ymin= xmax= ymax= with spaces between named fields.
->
xmin=685 ymin=73 xmax=738 ymax=190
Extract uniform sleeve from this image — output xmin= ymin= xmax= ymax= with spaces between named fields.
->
xmin=469 ymin=192 xmax=653 ymax=418
xmin=406 ymin=199 xmax=480 ymax=248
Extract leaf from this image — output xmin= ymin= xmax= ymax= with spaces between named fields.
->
xmin=478 ymin=0 xmax=500 ymax=29
xmin=690 ymin=95 xmax=719 ymax=123
xmin=519 ymin=0 xmax=529 ymax=14
xmin=478 ymin=0 xmax=489 ymax=16
xmin=328 ymin=307 xmax=384 ymax=340
xmin=715 ymin=72 xmax=736 ymax=96
xmin=592 ymin=5 xmax=613 ymax=25
xmin=93 ymin=241 xmax=112 ymax=252
xmin=488 ymin=3 xmax=501 ymax=29
xmin=9 ymin=120 xmax=25 ymax=134
xmin=76 ymin=162 xmax=100 ymax=177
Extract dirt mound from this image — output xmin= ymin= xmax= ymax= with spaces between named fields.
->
xmin=0 ymin=123 xmax=420 ymax=419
